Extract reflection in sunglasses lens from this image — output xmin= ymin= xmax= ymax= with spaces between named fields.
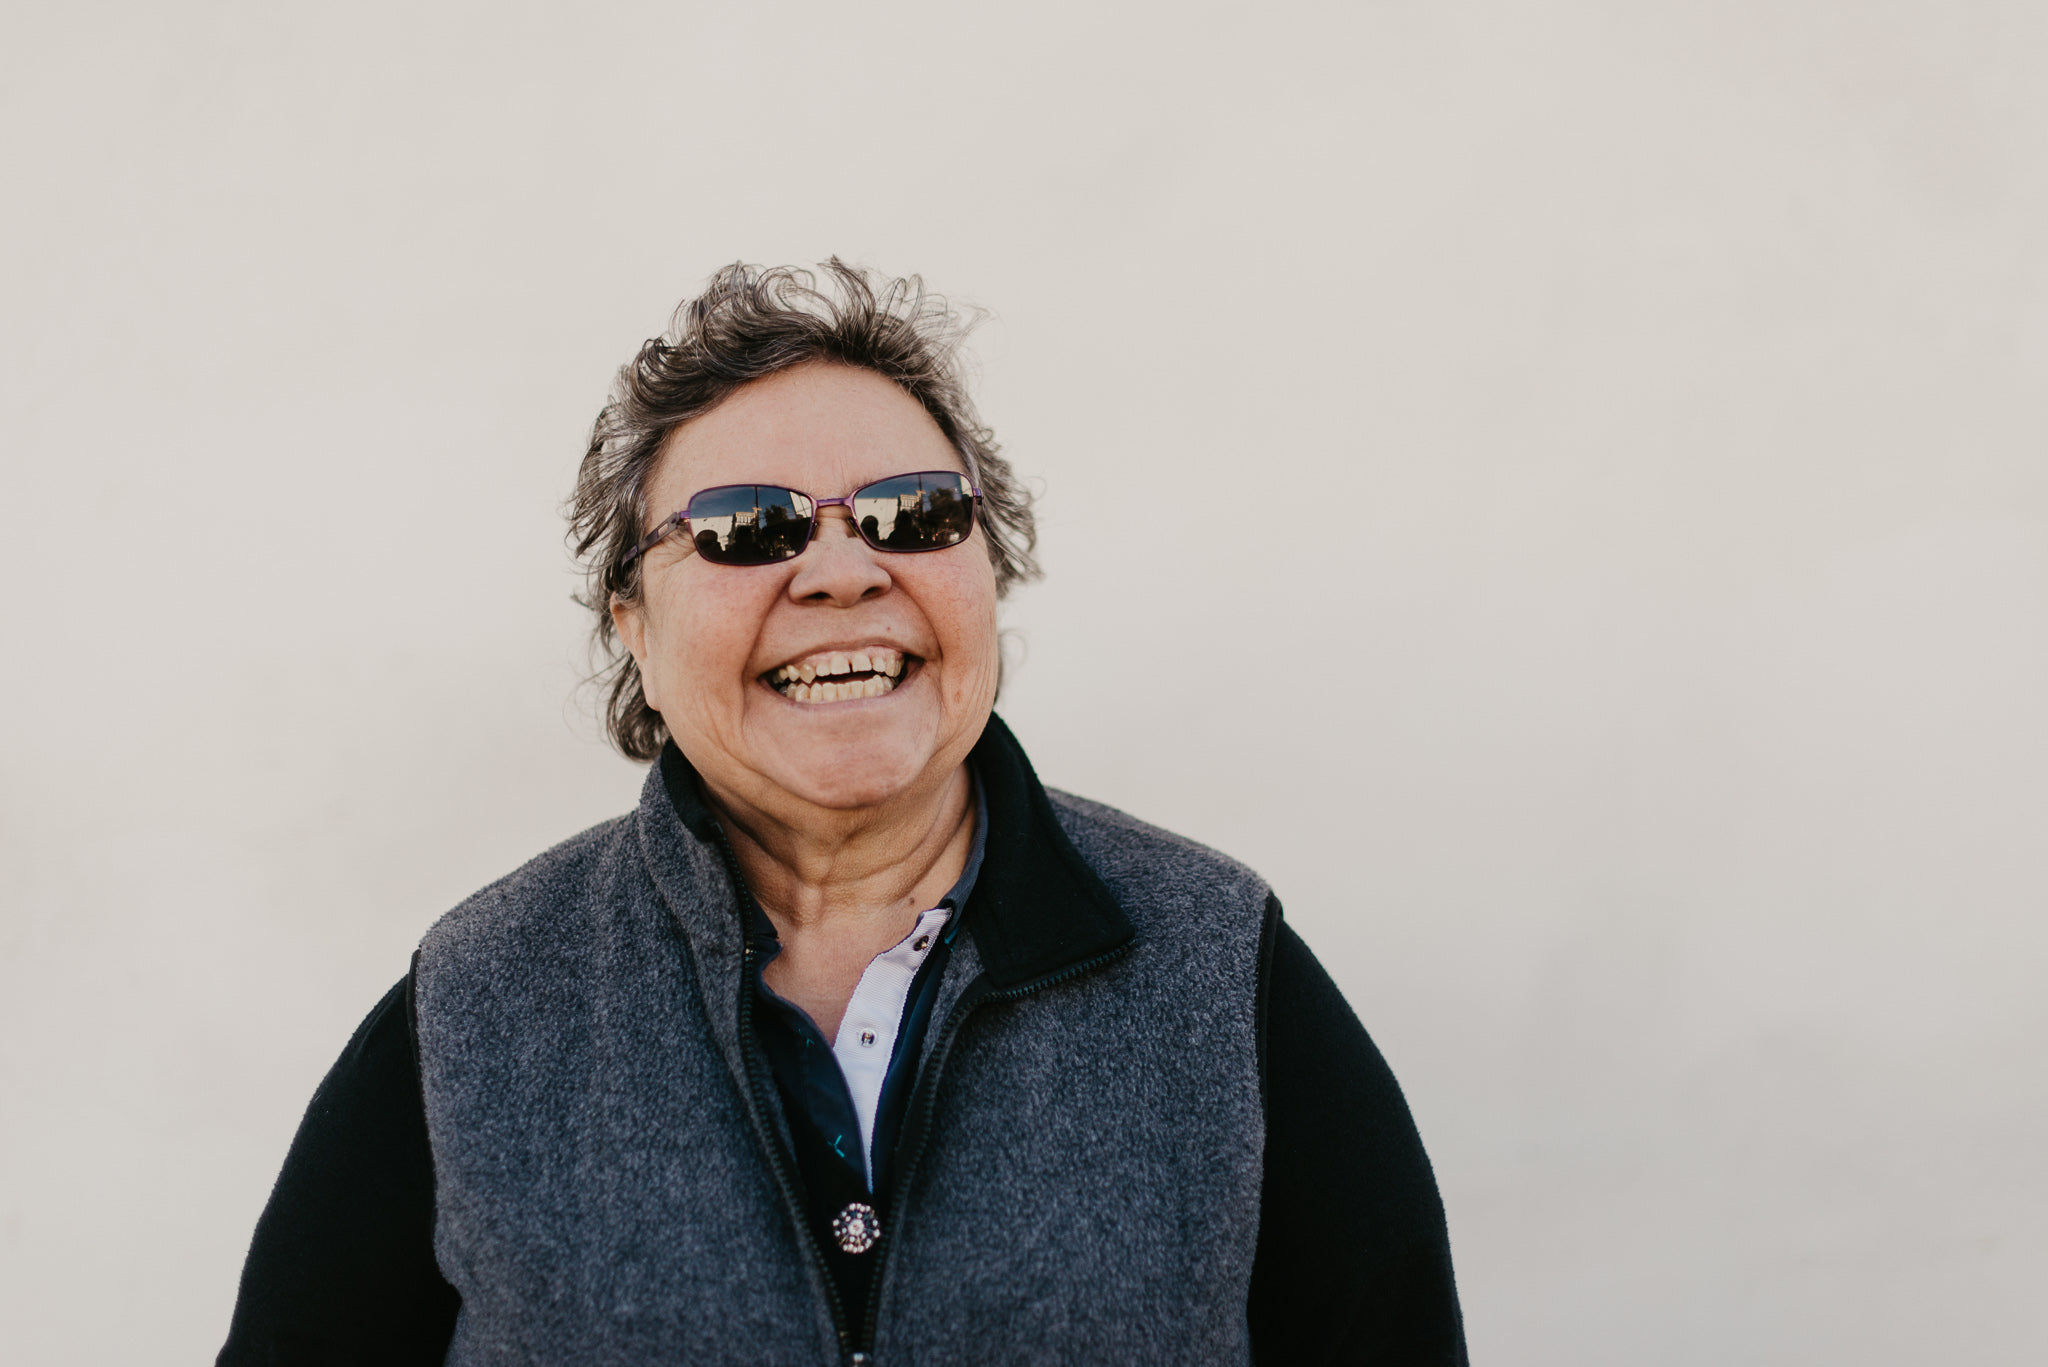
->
xmin=687 ymin=485 xmax=815 ymax=565
xmin=851 ymin=473 xmax=973 ymax=552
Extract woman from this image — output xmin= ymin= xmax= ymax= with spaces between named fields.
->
xmin=220 ymin=262 xmax=1466 ymax=1365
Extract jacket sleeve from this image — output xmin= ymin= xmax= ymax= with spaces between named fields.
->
xmin=217 ymin=974 xmax=458 ymax=1366
xmin=1250 ymin=898 xmax=1468 ymax=1365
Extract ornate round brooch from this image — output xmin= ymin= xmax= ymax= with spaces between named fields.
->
xmin=832 ymin=1202 xmax=882 ymax=1254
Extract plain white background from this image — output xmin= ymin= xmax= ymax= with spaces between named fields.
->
xmin=4 ymin=2 xmax=2044 ymax=1362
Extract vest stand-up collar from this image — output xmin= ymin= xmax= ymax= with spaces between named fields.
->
xmin=654 ymin=712 xmax=1135 ymax=990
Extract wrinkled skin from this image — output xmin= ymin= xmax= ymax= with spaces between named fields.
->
xmin=611 ymin=362 xmax=997 ymax=1033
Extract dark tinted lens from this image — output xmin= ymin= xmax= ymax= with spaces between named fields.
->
xmin=685 ymin=485 xmax=815 ymax=565
xmin=849 ymin=472 xmax=975 ymax=552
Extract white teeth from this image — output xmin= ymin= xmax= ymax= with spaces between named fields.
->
xmin=776 ymin=650 xmax=910 ymax=701
xmin=783 ymin=675 xmax=899 ymax=704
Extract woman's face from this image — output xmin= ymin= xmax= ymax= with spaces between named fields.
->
xmin=613 ymin=363 xmax=1001 ymax=820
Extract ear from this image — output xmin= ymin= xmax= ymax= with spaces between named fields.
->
xmin=606 ymin=594 xmax=647 ymax=664
xmin=611 ymin=593 xmax=661 ymax=711
xmin=611 ymin=593 xmax=648 ymax=667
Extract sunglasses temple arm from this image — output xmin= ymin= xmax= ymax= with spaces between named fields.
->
xmin=621 ymin=511 xmax=690 ymax=566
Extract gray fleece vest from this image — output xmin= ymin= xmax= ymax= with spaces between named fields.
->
xmin=413 ymin=725 xmax=1269 ymax=1365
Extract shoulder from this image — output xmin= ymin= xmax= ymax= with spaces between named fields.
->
xmin=1042 ymin=786 xmax=1271 ymax=919
xmin=416 ymin=813 xmax=639 ymax=976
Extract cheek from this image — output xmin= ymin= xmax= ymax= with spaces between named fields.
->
xmin=938 ymin=572 xmax=1002 ymax=699
xmin=643 ymin=578 xmax=757 ymax=705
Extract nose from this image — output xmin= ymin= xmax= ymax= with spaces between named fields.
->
xmin=787 ymin=505 xmax=891 ymax=605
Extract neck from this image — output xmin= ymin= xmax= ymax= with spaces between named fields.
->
xmin=700 ymin=762 xmax=976 ymax=938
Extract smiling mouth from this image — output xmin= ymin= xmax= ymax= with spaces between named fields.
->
xmin=764 ymin=647 xmax=910 ymax=705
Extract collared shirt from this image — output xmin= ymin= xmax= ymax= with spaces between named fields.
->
xmin=749 ymin=774 xmax=988 ymax=1194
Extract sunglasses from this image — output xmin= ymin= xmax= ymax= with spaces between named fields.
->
xmin=622 ymin=470 xmax=983 ymax=568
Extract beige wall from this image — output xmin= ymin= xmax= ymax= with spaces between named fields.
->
xmin=3 ymin=2 xmax=2044 ymax=1361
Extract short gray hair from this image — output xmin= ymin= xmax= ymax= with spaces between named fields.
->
xmin=567 ymin=260 xmax=1041 ymax=762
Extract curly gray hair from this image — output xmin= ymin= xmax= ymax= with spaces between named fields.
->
xmin=567 ymin=260 xmax=1041 ymax=761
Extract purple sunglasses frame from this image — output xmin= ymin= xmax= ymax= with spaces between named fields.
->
xmin=620 ymin=469 xmax=983 ymax=566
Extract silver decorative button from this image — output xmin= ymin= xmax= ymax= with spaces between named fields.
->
xmin=833 ymin=1202 xmax=881 ymax=1253
xmin=859 ymin=1029 xmax=876 ymax=1047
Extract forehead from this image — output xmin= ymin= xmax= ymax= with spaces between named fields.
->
xmin=650 ymin=363 xmax=964 ymax=501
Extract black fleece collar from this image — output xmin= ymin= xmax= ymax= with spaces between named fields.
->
xmin=656 ymin=713 xmax=1134 ymax=992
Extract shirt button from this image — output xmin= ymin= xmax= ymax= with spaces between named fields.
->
xmin=913 ymin=935 xmax=930 ymax=952
xmin=859 ymin=1029 xmax=876 ymax=1047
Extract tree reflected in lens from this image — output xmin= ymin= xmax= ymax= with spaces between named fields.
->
xmin=687 ymin=486 xmax=814 ymax=565
xmin=852 ymin=473 xmax=973 ymax=552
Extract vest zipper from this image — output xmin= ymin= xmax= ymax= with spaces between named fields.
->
xmin=701 ymin=798 xmax=1134 ymax=1362
xmin=858 ymin=940 xmax=1136 ymax=1356
xmin=708 ymin=826 xmax=857 ymax=1361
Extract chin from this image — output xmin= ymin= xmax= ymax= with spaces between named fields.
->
xmin=764 ymin=721 xmax=948 ymax=813
xmin=779 ymin=761 xmax=934 ymax=812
